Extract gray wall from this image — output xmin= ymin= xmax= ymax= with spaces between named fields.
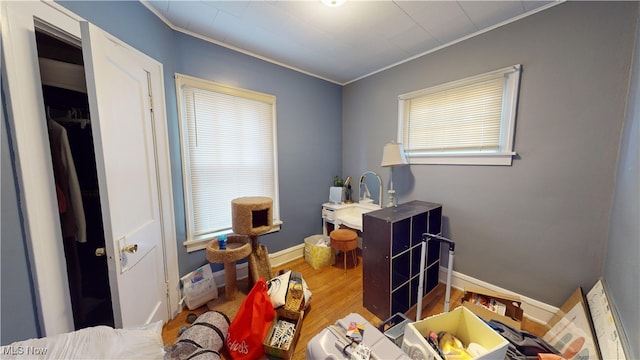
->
xmin=2 ymin=0 xmax=638 ymax=352
xmin=605 ymin=7 xmax=640 ymax=359
xmin=343 ymin=1 xmax=638 ymax=307
xmin=56 ymin=1 xmax=342 ymax=274
xmin=1 ymin=0 xmax=177 ymax=345
xmin=172 ymin=32 xmax=343 ymax=273
xmin=1 ymin=1 xmax=342 ymax=344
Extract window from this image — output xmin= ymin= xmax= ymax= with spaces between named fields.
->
xmin=399 ymin=65 xmax=521 ymax=165
xmin=175 ymin=74 xmax=280 ymax=252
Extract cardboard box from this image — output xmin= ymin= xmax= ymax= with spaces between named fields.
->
xmin=462 ymin=286 xmax=523 ymax=330
xmin=401 ymin=306 xmax=508 ymax=360
xmin=263 ymin=309 xmax=304 ymax=359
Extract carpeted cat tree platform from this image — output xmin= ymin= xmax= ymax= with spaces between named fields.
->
xmin=231 ymin=196 xmax=273 ymax=284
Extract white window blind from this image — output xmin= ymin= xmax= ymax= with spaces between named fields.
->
xmin=399 ymin=65 xmax=521 ymax=165
xmin=176 ymin=74 xmax=280 ymax=251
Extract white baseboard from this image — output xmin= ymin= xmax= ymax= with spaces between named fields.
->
xmin=269 ymin=243 xmax=305 ymax=268
xmin=211 ymin=243 xmax=305 ymax=287
xmin=210 ymin=263 xmax=248 ymax=289
xmin=207 ymin=243 xmax=557 ymax=325
xmin=439 ymin=266 xmax=558 ymax=325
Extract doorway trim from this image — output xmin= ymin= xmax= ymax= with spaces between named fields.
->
xmin=1 ymin=0 xmax=180 ymax=335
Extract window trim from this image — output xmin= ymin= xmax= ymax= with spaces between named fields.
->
xmin=397 ymin=64 xmax=521 ymax=166
xmin=175 ymin=73 xmax=281 ymax=252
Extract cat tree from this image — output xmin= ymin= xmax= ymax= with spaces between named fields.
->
xmin=231 ymin=196 xmax=273 ymax=284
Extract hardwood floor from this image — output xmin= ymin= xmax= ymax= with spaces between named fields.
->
xmin=162 ymin=250 xmax=546 ymax=359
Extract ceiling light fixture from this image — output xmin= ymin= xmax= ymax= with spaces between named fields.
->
xmin=321 ymin=0 xmax=346 ymax=7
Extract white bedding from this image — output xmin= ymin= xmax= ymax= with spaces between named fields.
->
xmin=1 ymin=321 xmax=165 ymax=359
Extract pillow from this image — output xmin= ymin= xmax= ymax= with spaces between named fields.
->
xmin=267 ymin=270 xmax=291 ymax=308
xmin=0 ymin=321 xmax=164 ymax=359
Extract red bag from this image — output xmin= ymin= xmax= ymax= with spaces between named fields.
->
xmin=226 ymin=278 xmax=276 ymax=360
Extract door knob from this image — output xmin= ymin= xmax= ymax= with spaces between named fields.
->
xmin=95 ymin=247 xmax=106 ymax=257
xmin=122 ymin=244 xmax=138 ymax=254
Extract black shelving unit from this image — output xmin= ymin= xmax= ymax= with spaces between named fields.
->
xmin=362 ymin=200 xmax=443 ymax=320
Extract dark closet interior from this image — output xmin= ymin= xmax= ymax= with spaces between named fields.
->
xmin=35 ymin=30 xmax=114 ymax=329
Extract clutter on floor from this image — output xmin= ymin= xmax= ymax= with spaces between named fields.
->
xmin=169 ymin=261 xmax=586 ymax=360
xmin=180 ymin=263 xmax=218 ymax=310
xmin=379 ymin=312 xmax=412 ymax=347
xmin=164 ymin=311 xmax=230 ymax=360
xmin=171 ymin=214 xmax=629 ymax=360
xmin=268 ymin=318 xmax=296 ymax=349
xmin=584 ymin=278 xmax=630 ymax=359
xmin=192 ymin=269 xmax=311 ymax=360
xmin=307 ymin=312 xmax=410 ymax=359
xmin=461 ymin=286 xmax=523 ymax=330
xmin=392 ymin=279 xmax=629 ymax=360
xmin=263 ymin=270 xmax=311 ymax=358
xmin=263 ymin=309 xmax=304 ymax=359
xmin=486 ymin=319 xmax=561 ymax=360
xmin=542 ymin=279 xmax=631 ymax=360
xmin=226 ymin=278 xmax=275 ymax=360
xmin=402 ymin=306 xmax=509 ymax=359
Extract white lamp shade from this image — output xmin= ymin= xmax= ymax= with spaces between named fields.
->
xmin=381 ymin=142 xmax=408 ymax=167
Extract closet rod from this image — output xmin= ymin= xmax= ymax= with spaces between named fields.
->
xmin=47 ymin=106 xmax=91 ymax=128
xmin=54 ymin=117 xmax=91 ymax=126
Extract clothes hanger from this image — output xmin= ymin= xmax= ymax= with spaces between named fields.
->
xmin=52 ymin=106 xmax=90 ymax=129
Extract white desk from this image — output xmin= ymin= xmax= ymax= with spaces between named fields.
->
xmin=321 ymin=201 xmax=380 ymax=235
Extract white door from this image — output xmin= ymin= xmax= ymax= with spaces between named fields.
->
xmin=80 ymin=21 xmax=167 ymax=327
xmin=2 ymin=1 xmax=179 ymax=335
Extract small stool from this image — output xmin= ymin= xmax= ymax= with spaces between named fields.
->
xmin=329 ymin=229 xmax=358 ymax=274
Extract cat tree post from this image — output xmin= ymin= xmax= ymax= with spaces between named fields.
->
xmin=205 ymin=234 xmax=251 ymax=300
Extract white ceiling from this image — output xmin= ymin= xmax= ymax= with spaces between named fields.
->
xmin=142 ymin=1 xmax=559 ymax=85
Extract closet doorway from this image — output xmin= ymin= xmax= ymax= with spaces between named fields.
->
xmin=2 ymin=1 xmax=180 ymax=335
xmin=35 ymin=30 xmax=114 ymax=330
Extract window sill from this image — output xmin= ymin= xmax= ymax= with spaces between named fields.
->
xmin=408 ymin=152 xmax=517 ymax=166
xmin=184 ymin=221 xmax=283 ymax=253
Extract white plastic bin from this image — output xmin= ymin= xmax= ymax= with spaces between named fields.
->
xmin=401 ymin=306 xmax=508 ymax=360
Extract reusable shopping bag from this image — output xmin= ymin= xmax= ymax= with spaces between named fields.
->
xmin=226 ymin=278 xmax=276 ymax=360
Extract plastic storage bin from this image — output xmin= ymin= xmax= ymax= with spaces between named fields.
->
xmin=401 ymin=306 xmax=508 ymax=360
xmin=379 ymin=312 xmax=412 ymax=347
xmin=307 ymin=312 xmax=410 ymax=359
xmin=304 ymin=235 xmax=334 ymax=270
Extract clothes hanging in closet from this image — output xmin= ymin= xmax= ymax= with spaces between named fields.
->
xmin=48 ymin=119 xmax=86 ymax=242
xmin=47 ymin=119 xmax=85 ymax=327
